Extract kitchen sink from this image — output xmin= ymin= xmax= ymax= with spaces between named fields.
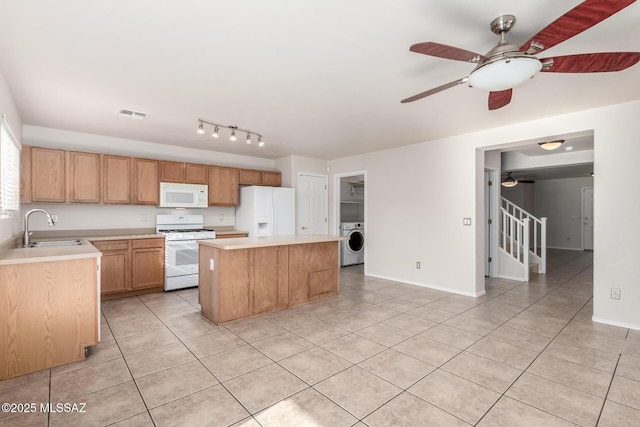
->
xmin=28 ymin=239 xmax=84 ymax=247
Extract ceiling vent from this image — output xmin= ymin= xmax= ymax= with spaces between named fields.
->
xmin=118 ymin=109 xmax=147 ymax=120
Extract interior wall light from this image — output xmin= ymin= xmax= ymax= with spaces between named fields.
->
xmin=196 ymin=119 xmax=264 ymax=148
xmin=538 ymin=139 xmax=565 ymax=151
xmin=501 ymin=172 xmax=518 ymax=187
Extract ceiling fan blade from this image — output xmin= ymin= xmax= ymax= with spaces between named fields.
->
xmin=410 ymin=42 xmax=485 ymax=62
xmin=488 ymin=89 xmax=512 ymax=110
xmin=540 ymin=52 xmax=640 ymax=73
xmin=401 ymin=78 xmax=468 ymax=103
xmin=519 ymin=0 xmax=636 ymax=54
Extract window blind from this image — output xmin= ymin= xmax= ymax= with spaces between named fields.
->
xmin=0 ymin=115 xmax=21 ymax=217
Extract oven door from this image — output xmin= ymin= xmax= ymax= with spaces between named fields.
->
xmin=165 ymin=240 xmax=199 ymax=278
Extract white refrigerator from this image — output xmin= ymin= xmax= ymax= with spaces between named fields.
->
xmin=236 ymin=186 xmax=295 ymax=237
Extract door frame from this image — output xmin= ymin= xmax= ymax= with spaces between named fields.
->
xmin=484 ymin=168 xmax=500 ymax=278
xmin=333 ymin=170 xmax=367 ymax=236
xmin=582 ymin=186 xmax=594 ymax=250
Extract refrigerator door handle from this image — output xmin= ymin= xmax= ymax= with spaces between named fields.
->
xmin=272 ymin=191 xmax=277 ymax=235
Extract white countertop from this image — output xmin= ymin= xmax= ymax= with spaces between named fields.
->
xmin=198 ymin=234 xmax=348 ymax=250
xmin=0 ymin=240 xmax=102 ymax=265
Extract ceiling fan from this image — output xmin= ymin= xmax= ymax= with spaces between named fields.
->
xmin=402 ymin=0 xmax=640 ymax=110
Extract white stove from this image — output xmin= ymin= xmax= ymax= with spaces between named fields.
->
xmin=156 ymin=214 xmax=216 ymax=291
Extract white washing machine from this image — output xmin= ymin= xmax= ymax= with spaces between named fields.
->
xmin=340 ymin=222 xmax=364 ymax=266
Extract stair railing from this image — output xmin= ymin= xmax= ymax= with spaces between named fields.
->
xmin=501 ymin=197 xmax=547 ymax=273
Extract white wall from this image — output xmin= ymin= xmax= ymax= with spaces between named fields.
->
xmin=328 ymin=100 xmax=640 ymax=328
xmin=533 ymin=177 xmax=593 ymax=250
xmin=0 ymin=71 xmax=22 ymax=244
xmin=23 ymin=203 xmax=235 ymax=232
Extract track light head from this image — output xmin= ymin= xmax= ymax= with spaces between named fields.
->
xmin=246 ymin=133 xmax=252 ymax=144
xmin=229 ymin=126 xmax=237 ymax=141
xmin=212 ymin=126 xmax=219 ymax=138
xmin=197 ymin=122 xmax=205 ymax=134
xmin=258 ymin=136 xmax=264 ymax=147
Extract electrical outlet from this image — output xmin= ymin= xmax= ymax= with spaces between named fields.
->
xmin=209 ymin=259 xmax=215 ymax=271
xmin=416 ymin=261 xmax=421 ymax=269
xmin=611 ymin=288 xmax=620 ymax=300
xmin=51 ymin=214 xmax=58 ymax=222
xmin=140 ymin=214 xmax=147 ymax=222
xmin=219 ymin=213 xmax=224 ymax=221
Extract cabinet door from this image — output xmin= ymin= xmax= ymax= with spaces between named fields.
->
xmin=133 ymin=158 xmax=160 ymax=205
xmin=103 ymin=155 xmax=132 ymax=204
xmin=67 ymin=151 xmax=101 ymax=203
xmin=99 ymin=250 xmax=130 ymax=293
xmin=262 ymin=171 xmax=282 ymax=187
xmin=251 ymin=246 xmax=289 ymax=315
xmin=92 ymin=240 xmax=130 ymax=294
xmin=160 ymin=161 xmax=184 ymax=183
xmin=288 ymin=242 xmax=338 ymax=306
xmin=185 ymin=163 xmax=208 ymax=184
xmin=131 ymin=247 xmax=165 ymax=289
xmin=31 ymin=147 xmax=66 ymax=202
xmin=208 ymin=166 xmax=239 ymax=206
xmin=238 ymin=169 xmax=263 ymax=185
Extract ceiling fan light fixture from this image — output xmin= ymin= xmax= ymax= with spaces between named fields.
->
xmin=467 ymin=56 xmax=542 ymax=91
xmin=539 ymin=139 xmax=565 ymax=150
xmin=501 ymin=172 xmax=518 ymax=188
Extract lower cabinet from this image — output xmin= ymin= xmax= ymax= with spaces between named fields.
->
xmin=93 ymin=237 xmax=164 ymax=296
xmin=199 ymin=242 xmax=338 ymax=324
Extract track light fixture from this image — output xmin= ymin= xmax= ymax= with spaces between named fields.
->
xmin=196 ymin=119 xmax=265 ymax=148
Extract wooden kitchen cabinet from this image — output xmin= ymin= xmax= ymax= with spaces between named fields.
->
xmin=208 ymin=166 xmax=239 ymax=206
xmin=92 ymin=237 xmax=164 ymax=296
xmin=239 ymin=168 xmax=282 ymax=187
xmin=262 ymin=171 xmax=282 ymax=187
xmin=93 ymin=240 xmax=130 ymax=294
xmin=185 ymin=163 xmax=208 ymax=184
xmin=288 ymin=242 xmax=339 ymax=306
xmin=239 ymin=169 xmax=263 ymax=185
xmin=251 ymin=246 xmax=289 ymax=315
xmin=131 ymin=238 xmax=165 ymax=289
xmin=30 ymin=147 xmax=66 ymax=202
xmin=0 ymin=257 xmax=99 ymax=379
xmin=133 ymin=158 xmax=160 ymax=205
xmin=102 ymin=155 xmax=132 ymax=204
xmin=67 ymin=151 xmax=101 ymax=203
xmin=160 ymin=160 xmax=184 ymax=183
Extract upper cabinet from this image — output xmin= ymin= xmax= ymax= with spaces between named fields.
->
xmin=133 ymin=158 xmax=159 ymax=205
xmin=239 ymin=169 xmax=282 ymax=187
xmin=160 ymin=161 xmax=184 ymax=183
xmin=30 ymin=147 xmax=66 ymax=202
xmin=208 ymin=166 xmax=239 ymax=206
xmin=67 ymin=151 xmax=101 ymax=203
xmin=184 ymin=163 xmax=208 ymax=184
xmin=21 ymin=145 xmax=280 ymax=206
xmin=103 ymin=155 xmax=132 ymax=204
xmin=160 ymin=161 xmax=208 ymax=185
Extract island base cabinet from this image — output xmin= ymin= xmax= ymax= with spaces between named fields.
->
xmin=0 ymin=258 xmax=98 ymax=380
xmin=199 ymin=242 xmax=338 ymax=325
xmin=288 ymin=242 xmax=339 ymax=306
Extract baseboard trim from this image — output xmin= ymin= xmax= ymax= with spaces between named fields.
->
xmin=592 ymin=316 xmax=640 ymax=331
xmin=366 ymin=272 xmax=486 ymax=298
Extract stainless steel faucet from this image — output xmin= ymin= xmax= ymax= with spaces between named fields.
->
xmin=23 ymin=209 xmax=56 ymax=247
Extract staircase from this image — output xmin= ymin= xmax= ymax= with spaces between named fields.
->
xmin=499 ymin=197 xmax=547 ymax=282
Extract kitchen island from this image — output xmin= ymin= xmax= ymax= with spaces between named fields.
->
xmin=198 ymin=235 xmax=347 ymax=324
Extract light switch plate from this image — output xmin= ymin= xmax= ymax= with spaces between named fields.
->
xmin=463 ymin=218 xmax=472 ymax=226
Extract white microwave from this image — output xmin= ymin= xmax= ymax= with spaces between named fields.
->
xmin=159 ymin=182 xmax=208 ymax=208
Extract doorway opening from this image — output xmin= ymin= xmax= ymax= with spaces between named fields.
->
xmin=334 ymin=171 xmax=366 ymax=269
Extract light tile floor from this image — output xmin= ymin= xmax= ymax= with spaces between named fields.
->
xmin=2 ymin=249 xmax=640 ymax=426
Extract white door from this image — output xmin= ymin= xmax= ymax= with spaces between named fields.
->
xmin=583 ymin=187 xmax=594 ymax=250
xmin=298 ymin=174 xmax=328 ymax=234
